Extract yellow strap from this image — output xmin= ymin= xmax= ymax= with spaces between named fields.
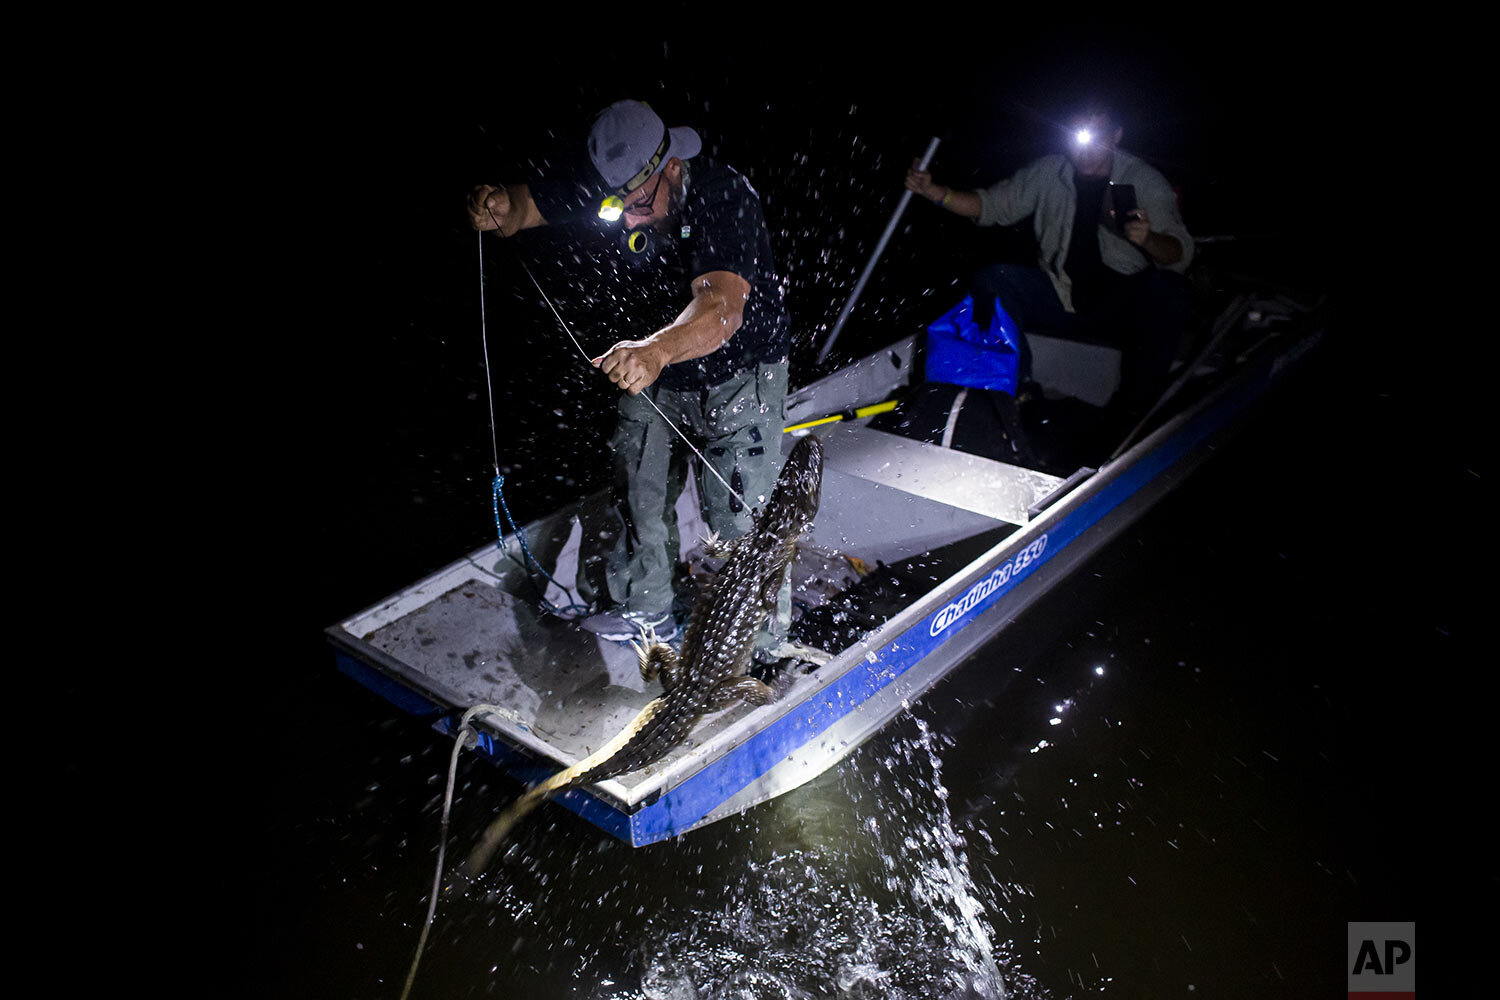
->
xmin=783 ymin=399 xmax=898 ymax=433
xmin=784 ymin=414 xmax=846 ymax=432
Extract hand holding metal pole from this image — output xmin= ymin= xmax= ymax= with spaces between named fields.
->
xmin=815 ymin=136 xmax=942 ymax=364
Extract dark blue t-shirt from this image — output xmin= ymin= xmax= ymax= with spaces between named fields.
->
xmin=530 ymin=158 xmax=789 ymax=390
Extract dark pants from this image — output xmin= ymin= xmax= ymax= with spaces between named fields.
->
xmin=973 ymin=263 xmax=1191 ymax=416
xmin=579 ymin=361 xmax=791 ymax=644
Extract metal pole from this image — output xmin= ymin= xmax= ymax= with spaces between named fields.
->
xmin=815 ymin=136 xmax=941 ymax=364
xmin=1106 ymin=294 xmax=1252 ymax=463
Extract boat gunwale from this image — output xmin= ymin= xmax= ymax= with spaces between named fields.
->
xmin=618 ymin=316 xmax=1319 ymax=806
xmin=326 ymin=312 xmax=1325 ymax=836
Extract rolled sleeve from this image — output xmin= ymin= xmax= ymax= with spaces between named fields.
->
xmin=975 ymin=157 xmax=1053 ymax=228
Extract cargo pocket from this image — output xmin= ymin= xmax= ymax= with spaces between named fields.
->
xmin=752 ymin=360 xmax=788 ymax=423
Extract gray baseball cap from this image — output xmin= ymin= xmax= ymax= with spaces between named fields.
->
xmin=588 ymin=99 xmax=702 ymax=196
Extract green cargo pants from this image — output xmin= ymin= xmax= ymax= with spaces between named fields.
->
xmin=579 ymin=359 xmax=790 ymax=641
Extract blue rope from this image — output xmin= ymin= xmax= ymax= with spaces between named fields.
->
xmin=493 ymin=475 xmax=590 ymax=618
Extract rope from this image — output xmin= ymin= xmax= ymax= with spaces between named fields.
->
xmin=478 ymin=233 xmax=500 ymax=475
xmin=398 ymin=212 xmax=759 ymax=996
xmin=493 ymin=474 xmax=589 ymax=618
xmin=398 ymin=704 xmax=498 ymax=1000
xmin=482 ymin=207 xmax=751 ymax=511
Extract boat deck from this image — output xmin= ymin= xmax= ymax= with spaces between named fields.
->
xmin=331 ymin=421 xmax=1060 ymax=823
xmin=328 ymin=289 xmax=1324 ymax=843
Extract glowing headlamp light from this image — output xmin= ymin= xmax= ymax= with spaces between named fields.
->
xmin=595 ymin=127 xmax=672 ymax=223
xmin=1074 ymin=128 xmax=1094 ymax=147
xmin=598 ymin=195 xmax=624 ymax=222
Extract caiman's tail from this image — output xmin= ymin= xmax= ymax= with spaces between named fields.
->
xmin=462 ymin=775 xmax=566 ymax=875
xmin=462 ymin=695 xmax=665 ymax=877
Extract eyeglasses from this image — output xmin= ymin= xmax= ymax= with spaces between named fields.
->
xmin=623 ymin=170 xmax=666 ymax=217
xmin=596 ymin=124 xmax=672 ymax=222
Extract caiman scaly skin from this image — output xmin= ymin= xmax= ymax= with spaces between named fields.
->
xmin=465 ymin=434 xmax=825 ymax=872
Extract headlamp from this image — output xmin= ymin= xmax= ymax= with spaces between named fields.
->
xmin=598 ymin=196 xmax=624 ymax=222
xmin=596 ymin=128 xmax=672 ymax=222
xmin=1074 ymin=128 xmax=1094 ymax=147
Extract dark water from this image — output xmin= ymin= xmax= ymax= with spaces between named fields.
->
xmin=240 ymin=326 xmax=1481 ymax=997
xmin=213 ymin=33 xmax=1484 ymax=999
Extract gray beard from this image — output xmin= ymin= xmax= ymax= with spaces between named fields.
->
xmin=652 ymin=184 xmax=686 ymax=232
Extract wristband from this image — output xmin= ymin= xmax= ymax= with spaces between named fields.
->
xmin=940 ymin=188 xmax=952 ymax=207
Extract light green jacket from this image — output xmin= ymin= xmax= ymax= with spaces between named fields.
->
xmin=975 ymin=149 xmax=1193 ymax=313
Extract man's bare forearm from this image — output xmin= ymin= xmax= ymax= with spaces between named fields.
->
xmin=933 ymin=188 xmax=982 ymax=219
xmin=591 ymin=271 xmax=751 ymax=393
xmin=648 ymin=271 xmax=748 ymax=364
xmin=905 ymin=165 xmax=983 ymax=220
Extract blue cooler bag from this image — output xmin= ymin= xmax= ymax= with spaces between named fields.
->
xmin=924 ymin=295 xmax=1022 ymax=394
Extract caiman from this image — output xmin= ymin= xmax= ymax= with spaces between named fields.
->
xmin=464 ymin=433 xmax=825 ymax=872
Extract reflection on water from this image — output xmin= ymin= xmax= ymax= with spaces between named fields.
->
xmin=253 ymin=337 xmax=1434 ymax=999
xmin=581 ymin=716 xmax=1024 ymax=1000
xmin=443 ymin=707 xmax=1036 ymax=999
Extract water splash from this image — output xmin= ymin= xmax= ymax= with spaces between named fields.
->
xmin=902 ymin=716 xmax=1006 ymax=999
xmin=585 ymin=712 xmax=1047 ymax=1000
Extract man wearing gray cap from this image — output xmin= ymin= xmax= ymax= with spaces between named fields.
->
xmin=469 ymin=100 xmax=792 ymax=649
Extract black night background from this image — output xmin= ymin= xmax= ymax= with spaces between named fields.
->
xmin=106 ymin=13 xmax=1485 ymax=998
